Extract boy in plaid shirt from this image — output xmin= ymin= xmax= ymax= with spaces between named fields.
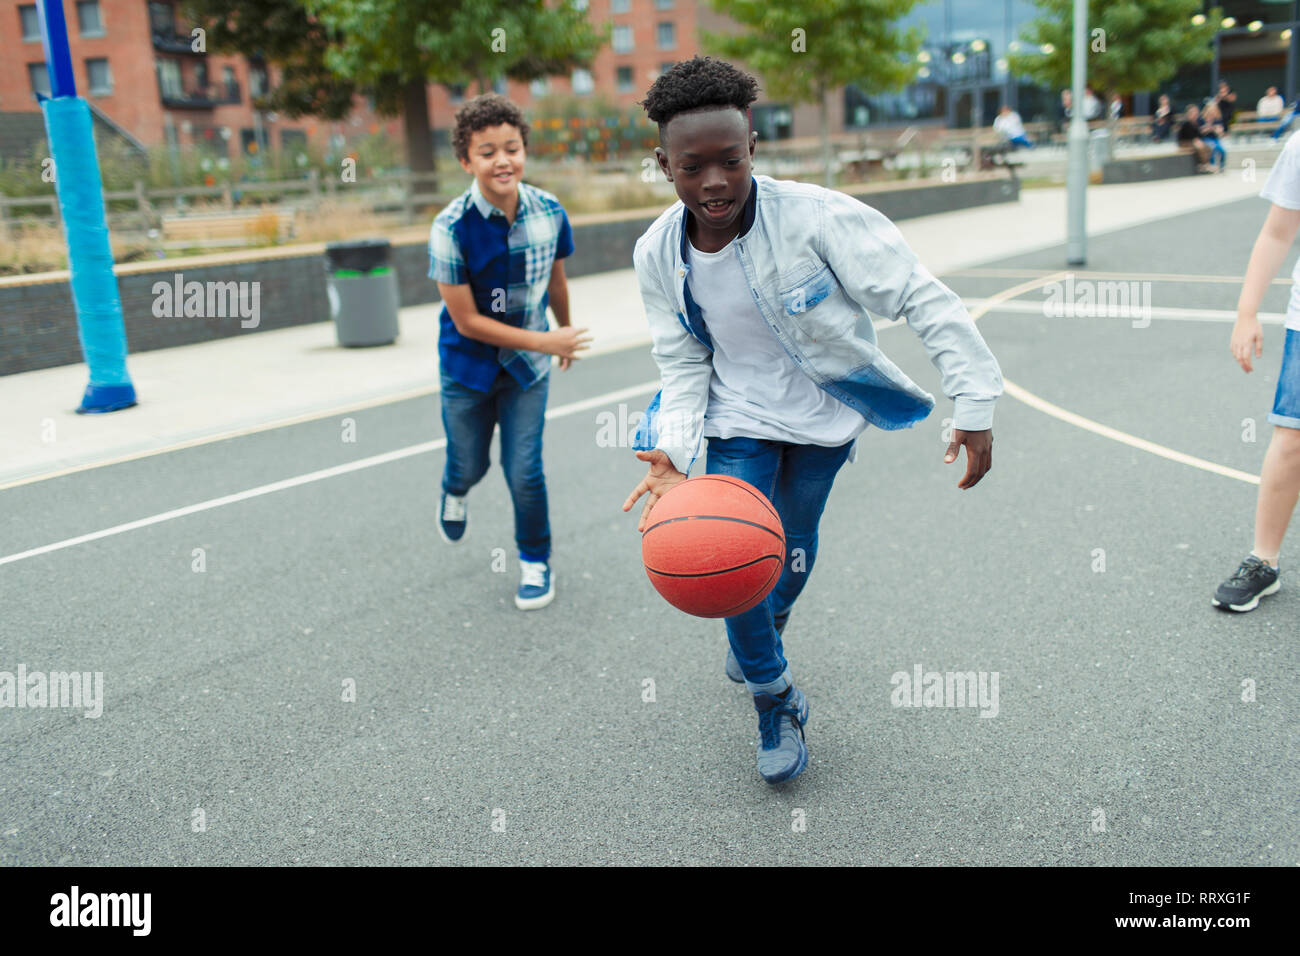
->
xmin=429 ymin=94 xmax=591 ymax=609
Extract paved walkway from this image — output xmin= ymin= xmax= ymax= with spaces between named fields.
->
xmin=0 ymin=171 xmax=1270 ymax=488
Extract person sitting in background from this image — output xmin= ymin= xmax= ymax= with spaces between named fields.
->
xmin=1258 ymin=86 xmax=1285 ymax=120
xmin=1107 ymin=93 xmax=1123 ymax=121
xmin=1176 ymin=104 xmax=1212 ymax=171
xmin=1215 ymin=81 xmax=1237 ymax=128
xmin=1152 ymin=94 xmax=1174 ymax=142
xmin=993 ymin=104 xmax=1033 ymax=149
xmin=1200 ymin=101 xmax=1228 ymax=172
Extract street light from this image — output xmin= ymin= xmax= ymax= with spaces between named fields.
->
xmin=1222 ymin=17 xmax=1236 ymax=28
xmin=1191 ymin=14 xmax=1206 ymax=25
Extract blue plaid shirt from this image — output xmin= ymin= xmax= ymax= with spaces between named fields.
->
xmin=428 ymin=178 xmax=575 ymax=391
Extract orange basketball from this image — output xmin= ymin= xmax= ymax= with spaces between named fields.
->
xmin=641 ymin=475 xmax=785 ymax=618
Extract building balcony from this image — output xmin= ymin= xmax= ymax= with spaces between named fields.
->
xmin=152 ymin=32 xmax=203 ymax=55
xmin=161 ymin=87 xmax=219 ymax=109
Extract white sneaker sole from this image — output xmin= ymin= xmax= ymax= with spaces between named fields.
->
xmin=1212 ymin=578 xmax=1280 ymax=612
xmin=515 ymin=573 xmax=555 ymax=611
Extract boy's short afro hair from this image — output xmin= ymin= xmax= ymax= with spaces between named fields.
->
xmin=452 ymin=93 xmax=531 ymax=162
xmin=639 ymin=56 xmax=760 ymax=132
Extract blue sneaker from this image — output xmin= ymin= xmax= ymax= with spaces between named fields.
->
xmin=753 ymin=686 xmax=810 ymax=784
xmin=516 ymin=560 xmax=555 ymax=610
xmin=438 ymin=492 xmax=467 ymax=544
xmin=724 ymin=613 xmax=790 ymax=683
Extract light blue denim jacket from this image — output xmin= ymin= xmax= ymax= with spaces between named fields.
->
xmin=632 ymin=174 xmax=1004 ymax=475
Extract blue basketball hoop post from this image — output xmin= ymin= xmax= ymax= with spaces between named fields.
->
xmin=37 ymin=0 xmax=137 ymax=413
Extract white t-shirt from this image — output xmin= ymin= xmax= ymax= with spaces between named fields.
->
xmin=1258 ymin=94 xmax=1285 ymax=119
xmin=1258 ymin=133 xmax=1300 ymax=331
xmin=685 ymin=235 xmax=867 ymax=446
xmin=994 ymin=111 xmax=1026 ymax=140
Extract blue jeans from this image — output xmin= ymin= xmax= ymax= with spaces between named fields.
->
xmin=440 ymin=367 xmax=550 ymax=561
xmin=1269 ymin=328 xmax=1300 ymax=430
xmin=705 ymin=435 xmax=854 ymax=692
xmin=1204 ymin=135 xmax=1225 ymax=169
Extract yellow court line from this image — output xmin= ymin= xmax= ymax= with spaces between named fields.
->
xmin=967 ymin=274 xmax=1261 ymax=486
xmin=948 ymin=266 xmax=1292 ymax=286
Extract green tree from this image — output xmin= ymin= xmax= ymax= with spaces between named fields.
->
xmin=308 ymin=0 xmax=606 ymax=172
xmin=184 ymin=1 xmax=605 ymax=173
xmin=1008 ymin=1 xmax=1221 ymax=99
xmin=182 ymin=0 xmax=360 ymax=120
xmin=703 ymin=0 xmax=923 ymax=186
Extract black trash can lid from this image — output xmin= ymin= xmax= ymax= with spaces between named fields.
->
xmin=325 ymin=238 xmax=393 ymax=273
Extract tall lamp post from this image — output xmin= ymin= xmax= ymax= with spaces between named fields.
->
xmin=1065 ymin=0 xmax=1088 ymax=266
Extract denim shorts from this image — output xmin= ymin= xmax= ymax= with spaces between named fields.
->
xmin=1269 ymin=327 xmax=1300 ymax=430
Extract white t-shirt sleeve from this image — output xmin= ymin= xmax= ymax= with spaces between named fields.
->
xmin=1260 ymin=134 xmax=1300 ymax=209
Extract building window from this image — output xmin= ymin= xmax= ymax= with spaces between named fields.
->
xmin=222 ymin=66 xmax=239 ymax=102
xmin=655 ymin=0 xmax=675 ymax=8
xmin=28 ymin=63 xmax=51 ymax=98
xmin=656 ymin=22 xmax=676 ymax=50
xmin=195 ymin=61 xmax=209 ymax=93
xmin=529 ymin=77 xmax=550 ymax=97
xmin=572 ymin=68 xmax=594 ymax=95
xmin=613 ymin=25 xmax=634 ymax=53
xmin=611 ymin=0 xmax=630 ymax=13
xmin=86 ymin=58 xmax=112 ymax=95
xmin=20 ymin=4 xmax=40 ymax=41
xmin=249 ymin=65 xmax=268 ymax=98
xmin=156 ymin=59 xmax=183 ymax=99
xmin=572 ymin=0 xmax=588 ymax=9
xmin=447 ymin=83 xmax=466 ymax=103
xmin=77 ymin=1 xmax=104 ymax=37
xmin=617 ymin=66 xmax=634 ymax=93
xmin=148 ymin=1 xmax=175 ymax=35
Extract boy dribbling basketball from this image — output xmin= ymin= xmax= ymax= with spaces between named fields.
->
xmin=621 ymin=57 xmax=1003 ymax=784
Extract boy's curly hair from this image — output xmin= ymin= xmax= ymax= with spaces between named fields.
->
xmin=452 ymin=94 xmax=531 ymax=162
xmin=639 ymin=56 xmax=760 ymax=138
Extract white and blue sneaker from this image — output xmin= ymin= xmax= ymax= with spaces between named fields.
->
xmin=438 ymin=493 xmax=467 ymax=544
xmin=753 ymin=686 xmax=810 ymax=784
xmin=516 ymin=560 xmax=555 ymax=610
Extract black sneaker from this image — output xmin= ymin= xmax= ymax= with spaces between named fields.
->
xmin=1212 ymin=556 xmax=1280 ymax=612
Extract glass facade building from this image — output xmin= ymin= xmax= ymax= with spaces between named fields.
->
xmin=845 ymin=0 xmax=1300 ymax=130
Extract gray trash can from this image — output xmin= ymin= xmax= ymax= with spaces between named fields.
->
xmin=324 ymin=239 xmax=400 ymax=347
xmin=1088 ymin=128 xmax=1112 ymax=172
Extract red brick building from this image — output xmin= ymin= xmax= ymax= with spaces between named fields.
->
xmin=0 ymin=0 xmax=404 ymax=160
xmin=0 ymin=0 xmax=838 ymax=164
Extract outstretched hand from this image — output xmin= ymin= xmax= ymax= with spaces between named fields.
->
xmin=944 ymin=428 xmax=993 ymax=489
xmin=622 ymin=449 xmax=687 ymax=532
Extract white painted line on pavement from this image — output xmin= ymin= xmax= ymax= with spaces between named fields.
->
xmin=966 ymin=275 xmax=1261 ymax=487
xmin=959 ymin=298 xmax=1288 ymax=325
xmin=0 ymin=380 xmax=662 ymax=567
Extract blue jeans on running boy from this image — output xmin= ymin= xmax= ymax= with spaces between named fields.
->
xmin=440 ymin=367 xmax=550 ymax=561
xmin=705 ymin=435 xmax=854 ymax=695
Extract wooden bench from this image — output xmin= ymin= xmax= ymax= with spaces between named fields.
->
xmin=161 ymin=208 xmax=297 ymax=249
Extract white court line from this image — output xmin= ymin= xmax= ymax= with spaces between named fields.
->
xmin=959 ymin=298 xmax=1288 ymax=325
xmin=964 ymin=274 xmax=1261 ymax=487
xmin=948 ymin=267 xmax=1293 ymax=286
xmin=0 ymin=381 xmax=661 ymax=567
